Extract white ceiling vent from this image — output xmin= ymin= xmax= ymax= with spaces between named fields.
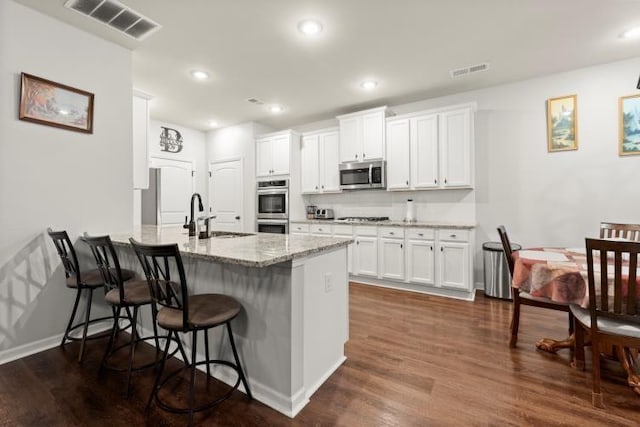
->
xmin=64 ymin=0 xmax=161 ymax=41
xmin=450 ymin=62 xmax=490 ymax=78
xmin=247 ymin=98 xmax=265 ymax=105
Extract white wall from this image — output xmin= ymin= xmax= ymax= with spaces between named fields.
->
xmin=206 ymin=122 xmax=274 ymax=232
xmin=0 ymin=1 xmax=133 ymax=353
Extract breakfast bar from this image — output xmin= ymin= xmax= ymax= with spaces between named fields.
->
xmin=109 ymin=225 xmax=352 ymax=418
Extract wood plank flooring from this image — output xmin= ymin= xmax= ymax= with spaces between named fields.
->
xmin=0 ymin=282 xmax=638 ymax=426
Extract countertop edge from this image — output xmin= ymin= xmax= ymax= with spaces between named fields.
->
xmin=291 ymin=219 xmax=476 ymax=229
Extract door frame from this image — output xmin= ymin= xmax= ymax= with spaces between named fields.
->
xmin=208 ymin=157 xmax=244 ymax=231
xmin=149 ymin=157 xmax=195 ymax=226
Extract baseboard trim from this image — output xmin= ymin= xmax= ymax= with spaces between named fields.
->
xmin=305 ymin=355 xmax=346 ymax=399
xmin=0 ymin=322 xmax=112 ymax=366
xmin=350 ymin=277 xmax=475 ymax=301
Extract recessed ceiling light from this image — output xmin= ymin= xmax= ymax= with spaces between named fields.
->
xmin=360 ymin=80 xmax=378 ymax=90
xmin=298 ymin=19 xmax=323 ymax=36
xmin=268 ymin=105 xmax=284 ymax=114
xmin=621 ymin=26 xmax=640 ymax=39
xmin=208 ymin=120 xmax=218 ymax=128
xmin=190 ymin=70 xmax=209 ymax=80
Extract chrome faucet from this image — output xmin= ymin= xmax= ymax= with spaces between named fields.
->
xmin=183 ymin=193 xmax=204 ymax=236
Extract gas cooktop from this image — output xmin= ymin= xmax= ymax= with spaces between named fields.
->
xmin=334 ymin=216 xmax=390 ymax=223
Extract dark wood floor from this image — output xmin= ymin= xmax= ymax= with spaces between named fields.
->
xmin=1 ymin=283 xmax=638 ymax=426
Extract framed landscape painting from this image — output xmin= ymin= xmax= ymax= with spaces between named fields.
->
xmin=547 ymin=94 xmax=577 ymax=152
xmin=19 ymin=73 xmax=94 ymax=133
xmin=619 ymin=94 xmax=640 ymax=156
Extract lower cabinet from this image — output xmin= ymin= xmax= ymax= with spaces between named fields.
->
xmin=353 ymin=236 xmax=378 ymax=277
xmin=379 ymin=238 xmax=405 ymax=281
xmin=437 ymin=232 xmax=470 ymax=291
xmin=406 ymin=239 xmax=435 ymax=285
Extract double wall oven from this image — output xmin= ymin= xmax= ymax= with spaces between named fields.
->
xmin=256 ymin=179 xmax=289 ymax=234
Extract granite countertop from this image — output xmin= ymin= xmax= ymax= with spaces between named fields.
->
xmin=291 ymin=219 xmax=475 ymax=229
xmin=110 ymin=225 xmax=352 ymax=268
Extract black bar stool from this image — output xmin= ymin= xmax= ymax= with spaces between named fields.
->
xmin=83 ymin=233 xmax=187 ymax=396
xmin=130 ymin=238 xmax=252 ymax=426
xmin=47 ymin=228 xmax=135 ymax=363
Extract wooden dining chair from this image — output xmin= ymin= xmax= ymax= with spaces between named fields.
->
xmin=497 ymin=225 xmax=573 ymax=348
xmin=599 ymin=222 xmax=640 ymax=241
xmin=570 ymin=238 xmax=640 ymax=407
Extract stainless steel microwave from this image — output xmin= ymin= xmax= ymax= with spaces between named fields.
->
xmin=339 ymin=160 xmax=386 ymax=190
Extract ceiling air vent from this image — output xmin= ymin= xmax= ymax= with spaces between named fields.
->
xmin=64 ymin=0 xmax=161 ymax=41
xmin=247 ymin=98 xmax=265 ymax=105
xmin=450 ymin=62 xmax=490 ymax=78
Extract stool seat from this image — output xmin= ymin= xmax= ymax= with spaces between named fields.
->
xmin=66 ymin=268 xmax=135 ymax=288
xmin=157 ymin=294 xmax=241 ymax=331
xmin=105 ymin=280 xmax=152 ymax=306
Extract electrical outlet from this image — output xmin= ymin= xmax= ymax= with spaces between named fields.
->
xmin=324 ymin=272 xmax=333 ymax=293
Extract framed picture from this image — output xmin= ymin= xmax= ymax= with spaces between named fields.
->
xmin=547 ymin=94 xmax=577 ymax=152
xmin=19 ymin=73 xmax=94 ymax=133
xmin=619 ymin=94 xmax=640 ymax=156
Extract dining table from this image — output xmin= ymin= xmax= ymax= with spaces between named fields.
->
xmin=511 ymin=245 xmax=640 ymax=395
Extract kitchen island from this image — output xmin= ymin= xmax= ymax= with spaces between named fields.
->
xmin=109 ymin=225 xmax=351 ymax=417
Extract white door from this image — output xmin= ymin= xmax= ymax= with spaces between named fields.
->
xmin=209 ymin=159 xmax=243 ymax=232
xmin=438 ymin=241 xmax=470 ymax=290
xmin=412 ymin=114 xmax=439 ymax=189
xmin=362 ymin=111 xmax=385 ymax=160
xmin=150 ymin=158 xmax=194 ymax=226
xmin=406 ymin=239 xmax=435 ymax=285
xmin=256 ymin=138 xmax=272 ymax=177
xmin=320 ymin=131 xmax=340 ymax=192
xmin=271 ymin=135 xmax=291 ymax=175
xmin=301 ymin=135 xmax=320 ymax=193
xmin=354 ymin=236 xmax=378 ymax=277
xmin=379 ymin=238 xmax=405 ymax=281
xmin=339 ymin=117 xmax=360 ymax=162
xmin=386 ymin=119 xmax=410 ymax=190
xmin=440 ymin=108 xmax=472 ymax=188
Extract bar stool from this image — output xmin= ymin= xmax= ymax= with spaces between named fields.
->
xmin=82 ymin=233 xmax=185 ymax=396
xmin=47 ymin=228 xmax=135 ymax=363
xmin=129 ymin=238 xmax=252 ymax=426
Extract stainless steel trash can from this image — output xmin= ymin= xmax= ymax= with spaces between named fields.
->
xmin=483 ymin=241 xmax=521 ymax=300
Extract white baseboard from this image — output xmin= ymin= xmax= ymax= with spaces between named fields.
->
xmin=0 ymin=322 xmax=112 ymax=366
xmin=305 ymin=355 xmax=346 ymax=399
xmin=350 ymin=277 xmax=476 ymax=301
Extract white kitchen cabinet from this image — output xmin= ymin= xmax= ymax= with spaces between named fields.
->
xmin=378 ymin=227 xmax=405 ymax=281
xmin=132 ymin=91 xmax=152 ymax=189
xmin=256 ymin=130 xmax=296 ymax=178
xmin=437 ymin=229 xmax=470 ymax=291
xmin=385 ymin=104 xmax=474 ymax=191
xmin=300 ymin=128 xmax=340 ymax=194
xmin=338 ymin=106 xmax=387 ymax=163
xmin=406 ymin=228 xmax=436 ymax=285
xmin=290 ymin=223 xmax=310 ymax=235
xmin=353 ymin=226 xmax=378 ymax=277
xmin=333 ymin=224 xmax=353 ymax=274
xmin=310 ymin=223 xmax=331 ymax=236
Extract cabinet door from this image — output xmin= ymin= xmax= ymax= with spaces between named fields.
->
xmin=411 ymin=114 xmax=439 ymax=189
xmin=439 ymin=108 xmax=472 ymax=188
xmin=320 ymin=131 xmax=340 ymax=192
xmin=386 ymin=119 xmax=411 ymax=190
xmin=438 ymin=241 xmax=470 ymax=290
xmin=339 ymin=117 xmax=360 ymax=162
xmin=379 ymin=238 xmax=405 ymax=281
xmin=301 ymin=135 xmax=320 ymax=193
xmin=256 ymin=138 xmax=273 ymax=177
xmin=406 ymin=239 xmax=435 ymax=285
xmin=271 ymin=135 xmax=290 ymax=175
xmin=362 ymin=111 xmax=385 ymax=160
xmin=354 ymin=236 xmax=378 ymax=277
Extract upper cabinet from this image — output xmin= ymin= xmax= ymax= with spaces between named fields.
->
xmin=337 ymin=106 xmax=387 ymax=163
xmin=256 ymin=130 xmax=298 ymax=178
xmin=386 ymin=104 xmax=474 ymax=190
xmin=132 ymin=90 xmax=153 ymax=189
xmin=301 ymin=128 xmax=341 ymax=194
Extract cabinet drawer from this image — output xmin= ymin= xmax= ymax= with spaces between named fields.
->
xmin=438 ymin=229 xmax=469 ymax=242
xmin=407 ymin=228 xmax=435 ymax=240
xmin=332 ymin=224 xmax=353 ymax=236
xmin=379 ymin=227 xmax=405 ymax=239
xmin=291 ymin=223 xmax=310 ymax=233
xmin=354 ymin=226 xmax=377 ymax=237
xmin=310 ymin=224 xmax=332 ymax=235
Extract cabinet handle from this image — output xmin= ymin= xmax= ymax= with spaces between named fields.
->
xmin=444 ymin=178 xmax=448 ymax=184
xmin=321 ymin=185 xmax=324 ymax=189
xmin=355 ymin=153 xmax=358 ymax=159
xmin=389 ymin=232 xmax=394 ymax=235
xmin=441 ymin=247 xmax=443 ymax=252
xmin=434 ymin=179 xmax=437 ymax=184
xmin=357 ymin=241 xmax=360 ymax=245
xmin=406 ymin=180 xmax=409 ymax=185
xmin=319 ymin=228 xmax=323 ymax=232
xmin=400 ymin=243 xmax=403 ymax=249
xmin=430 ymin=246 xmax=433 ymax=251
xmin=315 ymin=186 xmax=318 ymax=190
xmin=363 ymin=153 xmax=366 ymax=159
xmin=450 ymin=234 xmax=457 ymax=238
xmin=418 ymin=233 xmax=424 ymax=237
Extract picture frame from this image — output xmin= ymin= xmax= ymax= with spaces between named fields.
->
xmin=618 ymin=94 xmax=640 ymax=156
xmin=19 ymin=72 xmax=94 ymax=133
xmin=546 ymin=94 xmax=577 ymax=152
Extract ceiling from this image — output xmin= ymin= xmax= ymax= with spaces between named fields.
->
xmin=15 ymin=0 xmax=640 ymax=131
